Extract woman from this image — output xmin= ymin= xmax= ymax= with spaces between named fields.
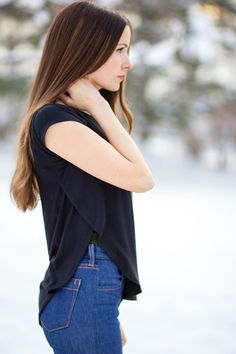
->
xmin=10 ymin=1 xmax=155 ymax=353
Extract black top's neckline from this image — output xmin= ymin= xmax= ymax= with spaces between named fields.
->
xmin=48 ymin=102 xmax=94 ymax=120
xmin=47 ymin=102 xmax=108 ymax=140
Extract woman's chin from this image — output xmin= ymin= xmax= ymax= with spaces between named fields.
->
xmin=98 ymin=83 xmax=120 ymax=92
xmin=109 ymin=85 xmax=121 ymax=92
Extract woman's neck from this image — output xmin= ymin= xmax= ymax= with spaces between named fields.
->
xmin=55 ymin=99 xmax=91 ymax=115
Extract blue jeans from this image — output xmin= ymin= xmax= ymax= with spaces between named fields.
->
xmin=39 ymin=243 xmax=125 ymax=354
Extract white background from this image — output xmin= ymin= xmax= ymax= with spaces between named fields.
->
xmin=1 ymin=133 xmax=236 ymax=354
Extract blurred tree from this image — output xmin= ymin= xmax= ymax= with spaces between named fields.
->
xmin=0 ymin=0 xmax=62 ymax=137
xmin=0 ymin=0 xmax=236 ymax=169
xmin=116 ymin=0 xmax=236 ymax=167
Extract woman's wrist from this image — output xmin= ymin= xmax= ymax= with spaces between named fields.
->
xmin=89 ymin=96 xmax=111 ymax=117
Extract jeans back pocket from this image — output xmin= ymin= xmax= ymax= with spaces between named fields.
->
xmin=40 ymin=277 xmax=82 ymax=333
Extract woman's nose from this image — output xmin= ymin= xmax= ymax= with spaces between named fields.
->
xmin=122 ymin=59 xmax=132 ymax=70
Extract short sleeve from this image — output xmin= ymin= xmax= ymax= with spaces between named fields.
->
xmin=32 ymin=104 xmax=107 ymax=235
xmin=32 ymin=104 xmax=88 ymax=146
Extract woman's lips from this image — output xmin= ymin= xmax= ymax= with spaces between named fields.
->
xmin=117 ymin=75 xmax=125 ymax=80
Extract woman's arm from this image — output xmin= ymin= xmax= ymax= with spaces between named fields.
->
xmin=89 ymin=98 xmax=155 ymax=191
xmin=45 ymin=79 xmax=155 ymax=192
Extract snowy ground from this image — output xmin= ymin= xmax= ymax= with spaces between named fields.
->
xmin=0 ymin=133 xmax=236 ymax=354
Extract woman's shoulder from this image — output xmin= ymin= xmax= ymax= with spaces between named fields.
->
xmin=31 ymin=103 xmax=90 ymax=147
xmin=31 ymin=102 xmax=108 ymax=143
xmin=32 ymin=103 xmax=89 ymax=130
xmin=34 ymin=102 xmax=87 ymax=119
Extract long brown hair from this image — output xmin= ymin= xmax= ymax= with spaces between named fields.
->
xmin=10 ymin=0 xmax=133 ymax=212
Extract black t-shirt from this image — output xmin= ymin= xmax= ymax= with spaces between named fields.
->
xmin=30 ymin=103 xmax=142 ymax=326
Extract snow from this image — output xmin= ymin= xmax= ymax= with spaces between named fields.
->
xmin=144 ymin=38 xmax=178 ymax=67
xmin=195 ymin=59 xmax=236 ymax=89
xmin=33 ymin=10 xmax=50 ymax=27
xmin=15 ymin=0 xmax=45 ymax=10
xmin=0 ymin=132 xmax=236 ymax=354
xmin=97 ymin=0 xmax=122 ymax=6
xmin=0 ymin=0 xmax=11 ymax=5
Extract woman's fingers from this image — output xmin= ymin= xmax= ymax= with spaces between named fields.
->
xmin=58 ymin=93 xmax=77 ymax=108
xmin=120 ymin=323 xmax=127 ymax=347
xmin=58 ymin=77 xmax=100 ymax=112
xmin=58 ymin=93 xmax=68 ymax=103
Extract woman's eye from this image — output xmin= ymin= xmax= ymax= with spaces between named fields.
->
xmin=117 ymin=48 xmax=124 ymax=52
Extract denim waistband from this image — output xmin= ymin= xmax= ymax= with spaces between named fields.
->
xmin=83 ymin=242 xmax=111 ymax=261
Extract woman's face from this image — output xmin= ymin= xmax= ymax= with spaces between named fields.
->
xmin=86 ymin=25 xmax=132 ymax=91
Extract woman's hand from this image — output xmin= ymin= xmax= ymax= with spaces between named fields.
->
xmin=58 ymin=78 xmax=105 ymax=114
xmin=120 ymin=322 xmax=127 ymax=347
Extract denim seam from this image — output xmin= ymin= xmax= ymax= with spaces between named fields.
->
xmin=88 ymin=243 xmax=95 ymax=266
xmin=78 ymin=265 xmax=99 ymax=270
xmin=41 ymin=279 xmax=82 ymax=333
xmin=97 ymin=286 xmax=122 ymax=291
